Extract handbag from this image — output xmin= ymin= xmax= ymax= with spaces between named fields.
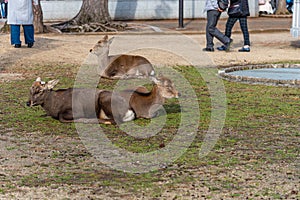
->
xmin=228 ymin=1 xmax=243 ymax=17
xmin=218 ymin=0 xmax=229 ymax=11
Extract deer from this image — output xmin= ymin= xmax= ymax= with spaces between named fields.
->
xmin=27 ymin=75 xmax=179 ymax=124
xmin=26 ymin=77 xmax=135 ymax=124
xmin=118 ymin=75 xmax=180 ymax=119
xmin=90 ymin=35 xmax=155 ymax=80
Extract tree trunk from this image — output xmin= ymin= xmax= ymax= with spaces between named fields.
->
xmin=0 ymin=21 xmax=10 ymax=33
xmin=33 ymin=0 xmax=45 ymax=33
xmin=275 ymin=0 xmax=288 ymax=14
xmin=74 ymin=0 xmax=111 ymax=24
xmin=52 ymin=0 xmax=126 ymax=33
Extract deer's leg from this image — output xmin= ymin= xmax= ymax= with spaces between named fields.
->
xmin=58 ymin=113 xmax=74 ymax=123
xmin=98 ymin=118 xmax=116 ymax=125
xmin=68 ymin=117 xmax=115 ymax=124
xmin=72 ymin=118 xmax=102 ymax=124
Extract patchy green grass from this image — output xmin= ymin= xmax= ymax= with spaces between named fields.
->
xmin=0 ymin=63 xmax=299 ymax=198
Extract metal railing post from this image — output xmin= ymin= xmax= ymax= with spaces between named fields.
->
xmin=291 ymin=0 xmax=300 ymax=37
xmin=178 ymin=0 xmax=184 ymax=28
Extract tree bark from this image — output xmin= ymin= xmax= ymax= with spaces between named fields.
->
xmin=52 ymin=0 xmax=126 ymax=33
xmin=33 ymin=0 xmax=45 ymax=33
xmin=74 ymin=0 xmax=111 ymax=24
xmin=275 ymin=0 xmax=288 ymax=14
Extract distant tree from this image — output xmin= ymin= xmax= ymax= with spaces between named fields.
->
xmin=52 ymin=0 xmax=126 ymax=32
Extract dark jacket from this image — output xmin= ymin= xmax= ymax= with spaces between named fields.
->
xmin=218 ymin=0 xmax=229 ymax=10
xmin=231 ymin=0 xmax=250 ymax=17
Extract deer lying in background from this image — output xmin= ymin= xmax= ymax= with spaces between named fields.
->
xmin=26 ymin=77 xmax=135 ymax=124
xmin=90 ymin=35 xmax=155 ymax=79
xmin=119 ymin=75 xmax=180 ymax=119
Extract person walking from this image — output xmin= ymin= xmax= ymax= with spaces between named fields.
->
xmin=217 ymin=0 xmax=251 ymax=52
xmin=4 ymin=0 xmax=7 ymax=18
xmin=203 ymin=0 xmax=232 ymax=52
xmin=7 ymin=0 xmax=38 ymax=48
xmin=0 ymin=0 xmax=7 ymax=18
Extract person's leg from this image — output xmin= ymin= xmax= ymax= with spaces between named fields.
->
xmin=10 ymin=25 xmax=21 ymax=47
xmin=0 ymin=3 xmax=4 ymax=18
xmin=238 ymin=17 xmax=250 ymax=52
xmin=23 ymin=25 xmax=35 ymax=47
xmin=217 ymin=17 xmax=237 ymax=51
xmin=205 ymin=10 xmax=216 ymax=50
xmin=4 ymin=2 xmax=7 ymax=18
xmin=239 ymin=17 xmax=250 ymax=46
xmin=225 ymin=17 xmax=238 ymax=38
xmin=207 ymin=10 xmax=231 ymax=45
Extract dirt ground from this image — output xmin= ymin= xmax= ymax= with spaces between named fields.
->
xmin=0 ymin=30 xmax=299 ymax=199
xmin=1 ymin=30 xmax=300 ymax=71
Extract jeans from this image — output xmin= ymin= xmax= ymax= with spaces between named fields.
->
xmin=10 ymin=24 xmax=35 ymax=45
xmin=206 ymin=10 xmax=231 ymax=48
xmin=0 ymin=3 xmax=6 ymax=18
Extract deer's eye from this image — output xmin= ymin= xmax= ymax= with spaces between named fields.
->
xmin=33 ymin=90 xmax=42 ymax=95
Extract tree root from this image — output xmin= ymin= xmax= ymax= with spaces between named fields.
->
xmin=0 ymin=21 xmax=10 ymax=33
xmin=50 ymin=20 xmax=127 ymax=33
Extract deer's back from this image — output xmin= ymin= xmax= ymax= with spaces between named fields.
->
xmin=44 ymin=88 xmax=100 ymax=119
xmin=119 ymin=86 xmax=162 ymax=119
xmin=104 ymin=55 xmax=154 ymax=78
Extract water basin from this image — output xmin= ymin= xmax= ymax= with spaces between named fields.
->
xmin=218 ymin=64 xmax=300 ymax=87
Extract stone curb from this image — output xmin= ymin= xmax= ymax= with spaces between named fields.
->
xmin=218 ymin=64 xmax=300 ymax=88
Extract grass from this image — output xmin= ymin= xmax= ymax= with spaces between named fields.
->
xmin=0 ymin=63 xmax=299 ymax=198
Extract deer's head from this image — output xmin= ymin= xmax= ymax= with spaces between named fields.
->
xmin=89 ymin=35 xmax=114 ymax=56
xmin=151 ymin=75 xmax=180 ymax=99
xmin=26 ymin=77 xmax=59 ymax=107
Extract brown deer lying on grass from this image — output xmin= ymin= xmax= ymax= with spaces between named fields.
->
xmin=90 ymin=35 xmax=155 ymax=79
xmin=26 ymin=77 xmax=135 ymax=124
xmin=118 ymin=75 xmax=180 ymax=119
xmin=27 ymin=75 xmax=179 ymax=124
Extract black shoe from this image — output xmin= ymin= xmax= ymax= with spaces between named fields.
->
xmin=238 ymin=47 xmax=250 ymax=52
xmin=202 ymin=47 xmax=214 ymax=52
xmin=27 ymin=43 xmax=34 ymax=48
xmin=217 ymin=45 xmax=226 ymax=51
xmin=14 ymin=44 xmax=21 ymax=48
xmin=224 ymin=39 xmax=233 ymax=52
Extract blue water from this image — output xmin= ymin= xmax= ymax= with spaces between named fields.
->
xmin=229 ymin=68 xmax=300 ymax=80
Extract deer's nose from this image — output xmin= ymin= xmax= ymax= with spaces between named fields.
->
xmin=26 ymin=101 xmax=31 ymax=107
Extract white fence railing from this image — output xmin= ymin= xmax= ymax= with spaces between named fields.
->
xmin=291 ymin=0 xmax=300 ymax=37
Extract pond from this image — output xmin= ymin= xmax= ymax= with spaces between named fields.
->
xmin=228 ymin=67 xmax=300 ymax=81
xmin=218 ymin=64 xmax=300 ymax=87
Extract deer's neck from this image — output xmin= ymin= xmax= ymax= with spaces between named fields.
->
xmin=98 ymin=49 xmax=111 ymax=71
xmin=149 ymin=85 xmax=165 ymax=105
xmin=41 ymin=90 xmax=57 ymax=116
xmin=41 ymin=90 xmax=52 ymax=107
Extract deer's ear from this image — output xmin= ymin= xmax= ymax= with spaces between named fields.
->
xmin=108 ymin=36 xmax=114 ymax=45
xmin=46 ymin=79 xmax=59 ymax=90
xmin=34 ymin=77 xmax=46 ymax=86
